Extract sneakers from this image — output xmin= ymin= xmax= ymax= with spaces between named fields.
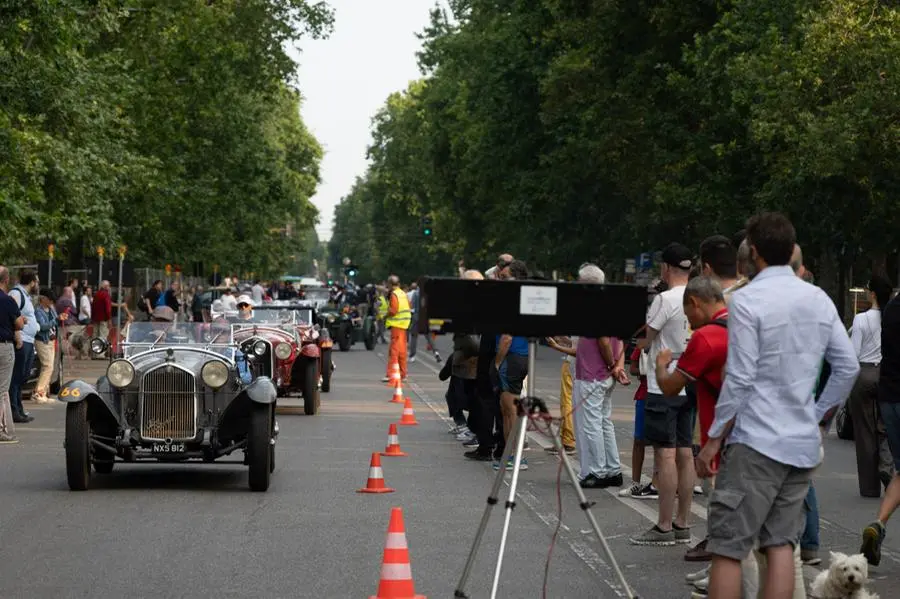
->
xmin=464 ymin=449 xmax=493 ymax=461
xmin=861 ymin=521 xmax=886 ymax=566
xmin=581 ymin=473 xmax=624 ymax=489
xmin=800 ymin=548 xmax=821 ymax=566
xmin=545 ymin=445 xmax=576 ymax=456
xmin=673 ymin=524 xmax=692 ymax=544
xmin=448 ymin=425 xmax=467 ymax=435
xmin=462 ymin=438 xmax=480 ymax=448
xmin=0 ymin=432 xmax=19 ymax=444
xmin=455 ymin=427 xmax=474 ymax=442
xmin=408 ymin=355 xmax=417 ymax=363
xmin=380 ymin=376 xmax=390 ymax=383
xmin=693 ymin=576 xmax=709 ymax=592
xmin=493 ymin=457 xmax=528 ymax=471
xmin=693 ymin=485 xmax=704 ymax=495
xmin=685 ymin=565 xmax=710 ymax=583
xmin=630 ymin=525 xmax=676 ymax=546
xmin=685 ymin=538 xmax=712 ymax=561
xmin=618 ymin=481 xmax=658 ymax=499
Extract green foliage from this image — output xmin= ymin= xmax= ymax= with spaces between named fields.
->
xmin=0 ymin=0 xmax=333 ymax=277
xmin=330 ymin=0 xmax=900 ymax=290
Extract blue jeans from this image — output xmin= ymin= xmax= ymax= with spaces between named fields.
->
xmin=800 ymin=481 xmax=819 ymax=551
xmin=9 ymin=341 xmax=34 ymax=417
xmin=572 ymin=377 xmax=622 ymax=479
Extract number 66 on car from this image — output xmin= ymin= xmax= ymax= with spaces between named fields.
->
xmin=60 ymin=322 xmax=279 ymax=492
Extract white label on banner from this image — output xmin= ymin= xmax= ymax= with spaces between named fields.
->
xmin=519 ymin=286 xmax=557 ymax=316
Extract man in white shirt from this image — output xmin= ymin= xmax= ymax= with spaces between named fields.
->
xmin=630 ymin=243 xmax=695 ymax=547
xmin=697 ymin=213 xmax=859 ymax=599
xmin=251 ymin=280 xmax=265 ymax=305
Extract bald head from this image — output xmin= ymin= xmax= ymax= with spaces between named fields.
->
xmin=463 ymin=269 xmax=484 ymax=280
xmin=498 ymin=254 xmax=513 ymax=266
xmin=388 ymin=275 xmax=400 ymax=288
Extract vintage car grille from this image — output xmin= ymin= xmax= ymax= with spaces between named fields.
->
xmin=139 ymin=366 xmax=197 ymax=441
xmin=247 ymin=340 xmax=273 ymax=379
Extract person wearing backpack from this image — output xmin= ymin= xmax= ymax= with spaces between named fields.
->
xmin=8 ymin=270 xmax=40 ymax=423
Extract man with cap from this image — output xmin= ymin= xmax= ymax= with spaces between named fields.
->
xmin=232 ymin=295 xmax=255 ymax=321
xmin=631 ymin=242 xmax=696 ymax=546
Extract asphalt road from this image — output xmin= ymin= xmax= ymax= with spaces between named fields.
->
xmin=0 ymin=341 xmax=895 ymax=598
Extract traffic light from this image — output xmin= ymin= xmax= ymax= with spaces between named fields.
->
xmin=422 ymin=216 xmax=433 ymax=236
xmin=344 ymin=265 xmax=358 ymax=278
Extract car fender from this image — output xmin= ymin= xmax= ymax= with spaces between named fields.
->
xmin=58 ymin=378 xmax=120 ymax=428
xmin=57 ymin=379 xmax=101 ymax=403
xmin=300 ymin=344 xmax=320 ymax=359
xmin=245 ymin=376 xmax=277 ymax=405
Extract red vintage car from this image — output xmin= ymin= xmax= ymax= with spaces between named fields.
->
xmin=256 ymin=303 xmax=335 ymax=393
xmin=231 ymin=312 xmax=320 ymax=415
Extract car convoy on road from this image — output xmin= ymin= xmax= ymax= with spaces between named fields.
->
xmin=59 ymin=277 xmax=361 ymax=492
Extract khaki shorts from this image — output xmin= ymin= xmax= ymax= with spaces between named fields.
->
xmin=707 ymin=444 xmax=813 ymax=561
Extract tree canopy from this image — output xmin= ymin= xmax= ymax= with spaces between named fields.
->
xmin=1 ymin=0 xmax=333 ymax=277
xmin=330 ymin=0 xmax=900 ymax=295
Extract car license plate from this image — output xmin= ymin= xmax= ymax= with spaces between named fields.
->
xmin=151 ymin=442 xmax=186 ymax=454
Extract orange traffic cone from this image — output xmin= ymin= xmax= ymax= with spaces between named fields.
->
xmin=387 ymin=362 xmax=401 ymax=387
xmin=389 ymin=380 xmax=406 ymax=404
xmin=358 ymin=452 xmax=395 ymax=494
xmin=381 ymin=424 xmax=408 ymax=457
xmin=398 ymin=398 xmax=419 ymax=426
xmin=369 ymin=507 xmax=426 ymax=599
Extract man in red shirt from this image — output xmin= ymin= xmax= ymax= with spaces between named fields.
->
xmin=91 ymin=280 xmax=113 ymax=358
xmin=654 ymin=276 xmax=728 ymax=568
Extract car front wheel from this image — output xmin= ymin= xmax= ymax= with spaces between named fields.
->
xmin=65 ymin=402 xmax=91 ymax=491
xmin=247 ymin=403 xmax=273 ymax=492
xmin=337 ymin=322 xmax=352 ymax=352
xmin=320 ymin=349 xmax=333 ymax=392
xmin=303 ymin=358 xmax=320 ymax=415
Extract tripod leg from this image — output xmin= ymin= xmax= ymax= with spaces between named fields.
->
xmin=488 ymin=412 xmax=529 ymax=599
xmin=548 ymin=427 xmax=640 ymax=599
xmin=453 ymin=418 xmax=519 ymax=598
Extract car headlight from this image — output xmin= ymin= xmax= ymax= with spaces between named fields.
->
xmin=201 ymin=360 xmax=229 ymax=389
xmin=274 ymin=342 xmax=292 ymax=360
xmin=90 ymin=338 xmax=108 ymax=355
xmin=107 ymin=360 xmax=134 ymax=388
xmin=253 ymin=341 xmax=267 ymax=356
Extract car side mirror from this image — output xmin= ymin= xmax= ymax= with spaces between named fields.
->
xmin=90 ymin=338 xmax=109 ymax=355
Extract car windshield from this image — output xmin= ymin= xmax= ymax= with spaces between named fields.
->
xmin=124 ymin=322 xmax=235 ymax=358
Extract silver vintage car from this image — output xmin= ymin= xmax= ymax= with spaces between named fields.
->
xmin=59 ymin=322 xmax=278 ymax=492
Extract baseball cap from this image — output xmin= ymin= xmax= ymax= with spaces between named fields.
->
xmin=661 ymin=242 xmax=693 ymax=270
xmin=236 ymin=295 xmax=255 ymax=307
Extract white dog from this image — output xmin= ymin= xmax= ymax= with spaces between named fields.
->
xmin=809 ymin=551 xmax=880 ymax=599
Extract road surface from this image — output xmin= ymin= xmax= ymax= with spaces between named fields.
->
xmin=0 ymin=341 xmax=895 ymax=598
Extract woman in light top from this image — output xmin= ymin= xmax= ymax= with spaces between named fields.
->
xmin=848 ymin=274 xmax=896 ymax=497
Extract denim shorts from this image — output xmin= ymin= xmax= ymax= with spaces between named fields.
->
xmin=879 ymin=401 xmax=900 ymax=471
xmin=633 ymin=400 xmax=645 ymax=441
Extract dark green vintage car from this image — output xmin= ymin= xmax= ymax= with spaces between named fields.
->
xmin=316 ymin=304 xmax=376 ymax=352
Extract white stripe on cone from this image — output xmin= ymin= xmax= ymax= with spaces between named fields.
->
xmin=380 ymin=562 xmax=413 ymax=580
xmin=388 ymin=435 xmax=399 ymax=445
xmin=369 ymin=467 xmax=384 ymax=478
xmin=384 ymin=532 xmax=408 ymax=549
xmin=403 ymin=408 xmax=413 ymax=415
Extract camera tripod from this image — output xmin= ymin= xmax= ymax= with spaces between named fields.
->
xmin=454 ymin=339 xmax=639 ymax=599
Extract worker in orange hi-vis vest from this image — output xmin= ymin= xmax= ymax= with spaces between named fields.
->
xmin=382 ymin=275 xmax=411 ymax=383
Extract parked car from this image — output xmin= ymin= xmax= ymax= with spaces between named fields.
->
xmin=60 ymin=322 xmax=278 ymax=492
